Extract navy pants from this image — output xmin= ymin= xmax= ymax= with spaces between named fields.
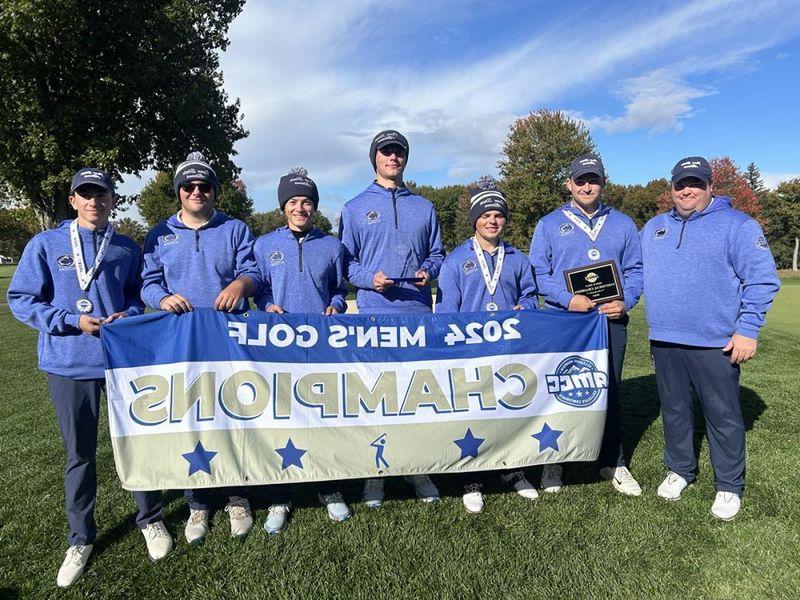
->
xmin=46 ymin=374 xmax=164 ymax=546
xmin=597 ymin=316 xmax=628 ymax=469
xmin=650 ymin=342 xmax=744 ymax=494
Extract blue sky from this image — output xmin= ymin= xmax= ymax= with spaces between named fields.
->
xmin=120 ymin=0 xmax=800 ymax=219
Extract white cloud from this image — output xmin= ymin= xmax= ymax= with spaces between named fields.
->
xmin=215 ymin=0 xmax=800 ymax=213
xmin=762 ymin=172 xmax=800 ymax=190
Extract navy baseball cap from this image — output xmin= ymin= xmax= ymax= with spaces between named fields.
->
xmin=369 ymin=130 xmax=409 ymax=169
xmin=70 ymin=168 xmax=114 ymax=194
xmin=671 ymin=156 xmax=712 ymax=184
xmin=569 ymin=154 xmax=605 ymax=180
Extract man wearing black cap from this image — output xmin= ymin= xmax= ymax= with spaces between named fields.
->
xmin=8 ymin=168 xmax=172 ymax=586
xmin=641 ymin=156 xmax=780 ymax=520
xmin=529 ymin=154 xmax=644 ymax=496
xmin=437 ymin=179 xmax=539 ymax=513
xmin=253 ymin=167 xmax=351 ymax=533
xmin=339 ymin=130 xmax=445 ymax=508
xmin=141 ymin=152 xmax=261 ymax=543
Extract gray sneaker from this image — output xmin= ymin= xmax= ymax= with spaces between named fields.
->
xmin=263 ymin=502 xmax=291 ymax=535
xmin=319 ymin=491 xmax=351 ymax=522
xmin=541 ymin=464 xmax=563 ymax=493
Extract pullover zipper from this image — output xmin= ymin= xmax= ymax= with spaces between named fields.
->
xmin=392 ymin=188 xmax=398 ymax=229
xmin=194 ymin=230 xmax=200 ymax=252
xmin=297 ymin=236 xmax=304 ymax=272
xmin=676 ymin=212 xmax=693 ymax=249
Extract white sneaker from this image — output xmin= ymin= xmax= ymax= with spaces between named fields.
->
xmin=462 ymin=483 xmax=484 ymax=514
xmin=184 ymin=508 xmax=210 ymax=544
xmin=56 ymin=544 xmax=93 ymax=588
xmin=264 ymin=502 xmax=291 ymax=535
xmin=225 ymin=496 xmax=253 ymax=539
xmin=541 ymin=464 xmax=563 ymax=493
xmin=600 ymin=466 xmax=642 ymax=497
xmin=405 ymin=475 xmax=439 ymax=503
xmin=500 ymin=470 xmax=539 ymax=500
xmin=657 ymin=471 xmax=689 ymax=501
xmin=362 ymin=478 xmax=385 ymax=509
xmin=319 ymin=491 xmax=351 ymax=522
xmin=711 ymin=491 xmax=741 ymax=521
xmin=141 ymin=521 xmax=173 ymax=561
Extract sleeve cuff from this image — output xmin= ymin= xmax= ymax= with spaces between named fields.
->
xmin=735 ymin=326 xmax=760 ymax=340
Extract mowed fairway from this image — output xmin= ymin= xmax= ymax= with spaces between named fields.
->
xmin=1 ymin=263 xmax=798 ymax=599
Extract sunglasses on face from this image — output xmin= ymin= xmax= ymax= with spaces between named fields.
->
xmin=378 ymin=145 xmax=406 ymax=157
xmin=180 ymin=182 xmax=213 ymax=194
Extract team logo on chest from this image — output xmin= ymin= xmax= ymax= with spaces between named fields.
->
xmin=559 ymin=223 xmax=574 ymax=236
xmin=269 ymin=251 xmax=284 ymax=266
xmin=161 ymin=233 xmax=179 ymax=244
xmin=545 ymin=356 xmax=608 ymax=408
xmin=56 ymin=255 xmax=75 ymax=270
xmin=462 ymin=259 xmax=477 ymax=274
xmin=653 ymin=227 xmax=667 ymax=239
xmin=365 ymin=210 xmax=380 ymax=224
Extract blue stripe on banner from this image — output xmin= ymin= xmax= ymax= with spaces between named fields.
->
xmin=100 ymin=308 xmax=607 ymax=369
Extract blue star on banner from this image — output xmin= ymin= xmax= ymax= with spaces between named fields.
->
xmin=275 ymin=438 xmax=307 ymax=470
xmin=182 ymin=441 xmax=217 ymax=476
xmin=532 ymin=423 xmax=563 ymax=452
xmin=454 ymin=428 xmax=485 ymax=459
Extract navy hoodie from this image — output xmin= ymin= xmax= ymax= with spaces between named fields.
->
xmin=8 ymin=221 xmax=143 ymax=379
xmin=141 ymin=211 xmax=260 ymax=312
xmin=253 ymin=226 xmax=347 ymax=313
xmin=339 ymin=183 xmax=445 ymax=314
xmin=640 ymin=196 xmax=780 ymax=346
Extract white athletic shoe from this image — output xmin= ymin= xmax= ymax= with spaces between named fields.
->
xmin=405 ymin=475 xmax=440 ymax=503
xmin=500 ymin=471 xmax=539 ymax=500
xmin=264 ymin=502 xmax=291 ymax=535
xmin=225 ymin=496 xmax=253 ymax=539
xmin=462 ymin=483 xmax=485 ymax=514
xmin=319 ymin=491 xmax=351 ymax=522
xmin=56 ymin=544 xmax=93 ymax=588
xmin=600 ymin=466 xmax=642 ymax=497
xmin=711 ymin=491 xmax=741 ymax=521
xmin=657 ymin=471 xmax=689 ymax=501
xmin=541 ymin=464 xmax=563 ymax=493
xmin=141 ymin=521 xmax=173 ymax=561
xmin=184 ymin=508 xmax=210 ymax=544
xmin=362 ymin=478 xmax=385 ymax=509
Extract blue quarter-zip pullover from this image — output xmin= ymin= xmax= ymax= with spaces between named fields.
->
xmin=339 ymin=183 xmax=445 ymax=314
xmin=8 ymin=221 xmax=143 ymax=379
xmin=640 ymin=196 xmax=780 ymax=346
xmin=253 ymin=226 xmax=347 ymax=313
xmin=436 ymin=239 xmax=538 ymax=312
xmin=529 ymin=203 xmax=643 ymax=311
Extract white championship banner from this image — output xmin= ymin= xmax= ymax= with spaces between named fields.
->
xmin=100 ymin=309 xmax=609 ymax=490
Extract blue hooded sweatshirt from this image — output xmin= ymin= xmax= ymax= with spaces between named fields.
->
xmin=7 ymin=221 xmax=143 ymax=379
xmin=339 ymin=183 xmax=445 ymax=314
xmin=436 ymin=239 xmax=538 ymax=312
xmin=529 ymin=202 xmax=643 ymax=312
xmin=640 ymin=196 xmax=780 ymax=346
xmin=253 ymin=226 xmax=347 ymax=313
xmin=141 ymin=211 xmax=260 ymax=312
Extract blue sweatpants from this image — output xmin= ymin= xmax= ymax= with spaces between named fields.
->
xmin=649 ymin=342 xmax=744 ymax=494
xmin=46 ymin=374 xmax=164 ymax=546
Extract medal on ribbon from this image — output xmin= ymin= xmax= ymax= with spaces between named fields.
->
xmin=472 ymin=237 xmax=504 ymax=312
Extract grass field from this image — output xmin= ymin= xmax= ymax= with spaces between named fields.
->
xmin=1 ymin=264 xmax=798 ymax=599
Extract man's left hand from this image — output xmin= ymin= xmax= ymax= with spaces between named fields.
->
xmin=324 ymin=306 xmax=339 ymax=316
xmin=102 ymin=312 xmax=128 ymax=324
xmin=598 ymin=300 xmax=626 ymax=320
xmin=414 ymin=270 xmax=430 ymax=287
xmin=723 ymin=334 xmax=757 ymax=364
